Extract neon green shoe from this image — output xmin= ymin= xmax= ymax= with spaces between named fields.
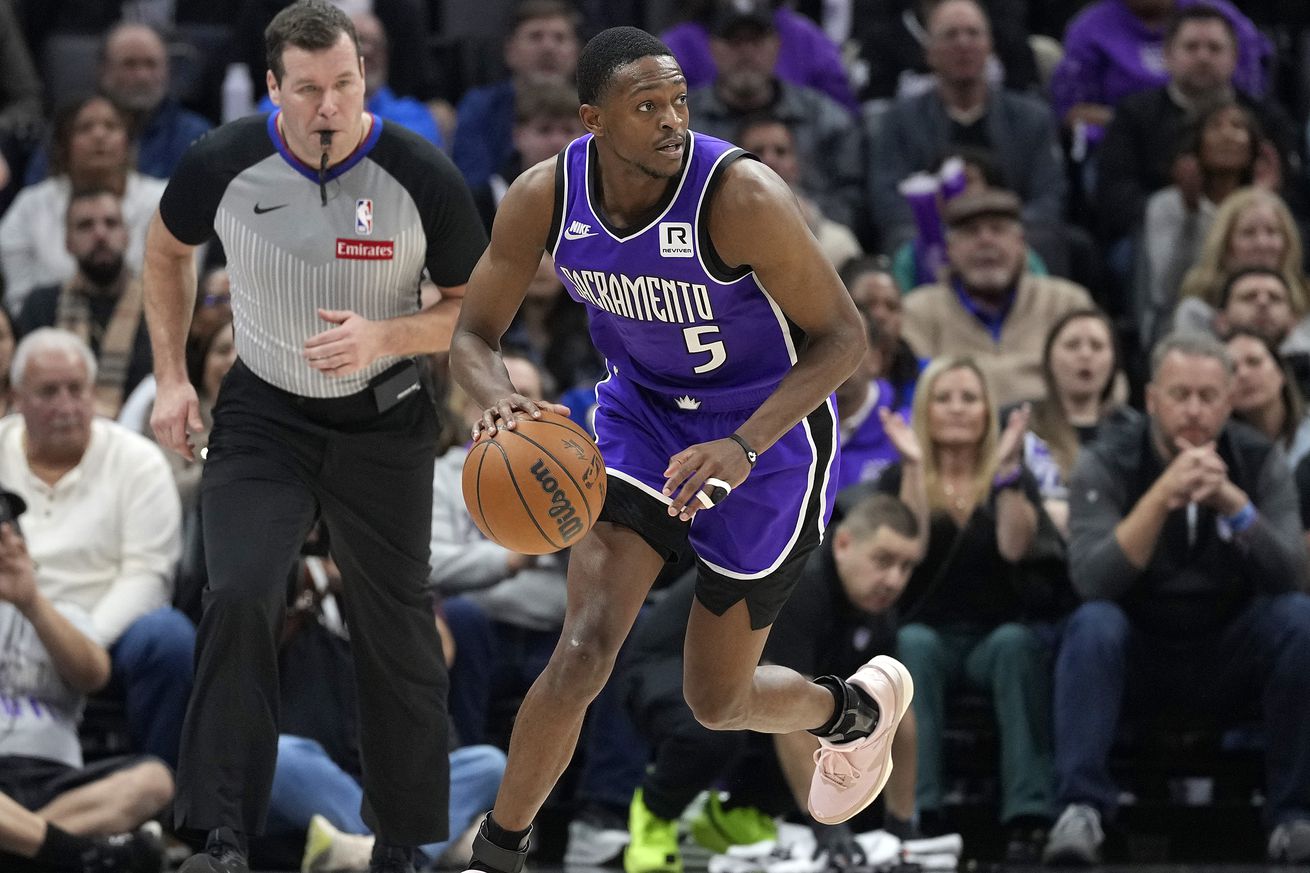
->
xmin=689 ymin=793 xmax=777 ymax=853
xmin=624 ymin=789 xmax=683 ymax=873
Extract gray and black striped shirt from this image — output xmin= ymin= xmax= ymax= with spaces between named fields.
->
xmin=160 ymin=112 xmax=486 ymax=397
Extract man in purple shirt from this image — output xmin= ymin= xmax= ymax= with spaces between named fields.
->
xmin=660 ymin=0 xmax=858 ymax=114
xmin=1050 ymin=0 xmax=1271 ymax=135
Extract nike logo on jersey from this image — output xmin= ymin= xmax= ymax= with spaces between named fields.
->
xmin=563 ymin=220 xmax=597 ymax=240
xmin=253 ymin=202 xmax=289 ymax=214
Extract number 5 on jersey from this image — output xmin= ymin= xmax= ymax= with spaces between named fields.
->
xmin=683 ymin=325 xmax=726 ymax=374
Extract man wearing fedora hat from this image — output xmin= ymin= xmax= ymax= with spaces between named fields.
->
xmin=901 ymin=188 xmax=1093 ymax=408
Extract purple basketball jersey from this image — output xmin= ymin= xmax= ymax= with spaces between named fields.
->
xmin=548 ymin=131 xmax=798 ymax=404
xmin=548 ymin=131 xmax=838 ymax=579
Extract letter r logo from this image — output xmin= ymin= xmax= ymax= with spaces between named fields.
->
xmin=659 ymin=222 xmax=694 ymax=258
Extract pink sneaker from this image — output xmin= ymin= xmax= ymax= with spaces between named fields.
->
xmin=807 ymin=655 xmax=914 ymax=825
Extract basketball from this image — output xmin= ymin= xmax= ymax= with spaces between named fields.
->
xmin=462 ymin=410 xmax=608 ymax=555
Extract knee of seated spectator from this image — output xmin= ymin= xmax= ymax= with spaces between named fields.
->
xmin=986 ymin=622 xmax=1043 ymax=663
xmin=1064 ymin=600 xmax=1129 ymax=650
xmin=115 ymin=608 xmax=196 ymax=665
xmin=1268 ymin=591 xmax=1310 ymax=625
xmin=897 ymin=623 xmax=945 ymax=665
xmin=121 ymin=760 xmax=175 ymax=811
xmin=452 ymin=744 xmax=508 ymax=784
xmin=277 ymin=734 xmax=328 ymax=765
xmin=1266 ymin=592 xmax=1310 ymax=660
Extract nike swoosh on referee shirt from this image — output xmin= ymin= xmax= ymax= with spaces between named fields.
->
xmin=253 ymin=202 xmax=289 ymax=214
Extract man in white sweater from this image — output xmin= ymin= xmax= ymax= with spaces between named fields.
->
xmin=0 ymin=328 xmax=190 ymax=767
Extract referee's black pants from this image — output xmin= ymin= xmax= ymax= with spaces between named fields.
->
xmin=174 ymin=360 xmax=450 ymax=845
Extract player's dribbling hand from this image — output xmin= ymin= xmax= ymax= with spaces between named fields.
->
xmin=151 ymin=379 xmax=205 ymax=462
xmin=472 ymin=395 xmax=571 ymax=440
xmin=304 ymin=309 xmax=384 ymax=377
xmin=662 ymin=438 xmax=753 ymax=522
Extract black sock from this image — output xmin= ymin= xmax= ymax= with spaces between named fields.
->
xmin=484 ymin=814 xmax=531 ymax=852
xmin=33 ymin=822 xmax=91 ymax=868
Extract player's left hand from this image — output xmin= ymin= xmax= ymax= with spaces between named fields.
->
xmin=662 ymin=438 xmax=753 ymax=522
xmin=304 ymin=309 xmax=385 ymax=377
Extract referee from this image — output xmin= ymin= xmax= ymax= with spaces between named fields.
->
xmin=142 ymin=4 xmax=486 ymax=872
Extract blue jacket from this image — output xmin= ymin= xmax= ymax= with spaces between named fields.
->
xmin=452 ymin=81 xmax=515 ymax=188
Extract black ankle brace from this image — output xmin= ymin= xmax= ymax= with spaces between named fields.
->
xmin=808 ymin=675 xmax=879 ymax=743
xmin=469 ymin=816 xmax=530 ymax=873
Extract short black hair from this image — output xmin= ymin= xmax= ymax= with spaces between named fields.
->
xmin=735 ymin=111 xmax=791 ymax=146
xmin=266 ymin=0 xmax=359 ymax=83
xmin=66 ymin=186 xmax=122 ymax=221
xmin=1165 ymin=4 xmax=1236 ymax=46
xmin=838 ymin=255 xmax=896 ymax=293
xmin=837 ymin=493 xmax=919 ymax=541
xmin=1218 ymin=266 xmax=1292 ymax=309
xmin=576 ymin=26 xmax=675 ymax=106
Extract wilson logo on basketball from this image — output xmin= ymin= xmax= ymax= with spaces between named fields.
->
xmin=335 ymin=239 xmax=394 ymax=260
xmin=530 ymin=459 xmax=585 ymax=541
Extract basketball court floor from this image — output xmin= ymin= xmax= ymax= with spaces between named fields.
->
xmin=241 ymin=859 xmax=1304 ymax=865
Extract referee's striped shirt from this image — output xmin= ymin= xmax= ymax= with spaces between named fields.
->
xmin=159 ymin=112 xmax=486 ymax=397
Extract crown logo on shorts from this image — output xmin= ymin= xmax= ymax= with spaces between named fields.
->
xmin=675 ymin=395 xmax=701 ymax=411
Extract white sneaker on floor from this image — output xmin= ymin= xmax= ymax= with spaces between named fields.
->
xmin=302 ymin=814 xmax=375 ymax=872
xmin=563 ymin=812 xmax=630 ymax=867
xmin=1042 ymin=804 xmax=1103 ymax=866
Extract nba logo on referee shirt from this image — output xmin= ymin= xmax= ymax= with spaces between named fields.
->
xmin=355 ymin=199 xmax=373 ymax=235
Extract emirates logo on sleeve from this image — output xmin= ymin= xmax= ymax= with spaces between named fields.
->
xmin=335 ymin=239 xmax=394 ymax=260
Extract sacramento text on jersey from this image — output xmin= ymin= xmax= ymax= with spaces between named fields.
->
xmin=557 ymin=267 xmax=717 ymax=324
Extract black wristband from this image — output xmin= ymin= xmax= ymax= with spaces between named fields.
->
xmin=728 ymin=433 xmax=757 ymax=467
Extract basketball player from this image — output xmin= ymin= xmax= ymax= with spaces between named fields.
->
xmin=449 ymin=26 xmax=913 ymax=873
xmin=143 ymin=3 xmax=486 ymax=872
